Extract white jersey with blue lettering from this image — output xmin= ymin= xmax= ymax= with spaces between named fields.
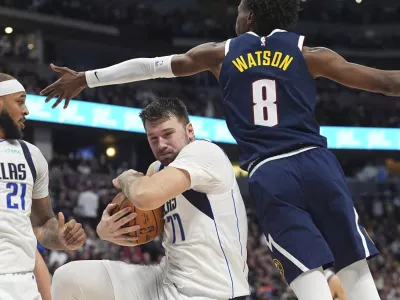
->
xmin=0 ymin=139 xmax=49 ymax=274
xmin=150 ymin=140 xmax=249 ymax=299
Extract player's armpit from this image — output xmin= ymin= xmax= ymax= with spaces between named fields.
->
xmin=303 ymin=47 xmax=400 ymax=96
xmin=171 ymin=42 xmax=226 ymax=77
xmin=133 ymin=167 xmax=191 ymax=210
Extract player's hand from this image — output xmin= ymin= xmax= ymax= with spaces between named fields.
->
xmin=96 ymin=203 xmax=140 ymax=246
xmin=57 ymin=212 xmax=87 ymax=250
xmin=40 ymin=63 xmax=88 ymax=109
xmin=112 ymin=169 xmax=144 ymax=190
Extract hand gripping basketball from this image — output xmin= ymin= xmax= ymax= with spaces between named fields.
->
xmin=96 ymin=202 xmax=140 ymax=246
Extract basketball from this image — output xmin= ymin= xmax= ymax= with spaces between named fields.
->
xmin=110 ymin=192 xmax=164 ymax=245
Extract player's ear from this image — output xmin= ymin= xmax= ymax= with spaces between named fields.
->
xmin=186 ymin=122 xmax=194 ymax=141
xmin=247 ymin=10 xmax=255 ymax=26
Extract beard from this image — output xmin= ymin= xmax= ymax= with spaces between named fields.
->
xmin=0 ymin=109 xmax=23 ymax=140
xmin=157 ymin=135 xmax=191 ymax=166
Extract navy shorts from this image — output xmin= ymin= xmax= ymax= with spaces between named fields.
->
xmin=248 ymin=147 xmax=378 ymax=284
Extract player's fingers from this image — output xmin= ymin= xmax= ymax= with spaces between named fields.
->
xmin=115 ymin=225 xmax=140 ymax=236
xmin=50 ymin=63 xmax=68 ymax=73
xmin=44 ymin=90 xmax=58 ymax=104
xmin=54 ymin=93 xmax=65 ymax=108
xmin=112 ymin=178 xmax=121 ymax=189
xmin=64 ymin=222 xmax=82 ymax=242
xmin=65 ymin=227 xmax=85 ymax=245
xmin=40 ymin=84 xmax=55 ymax=96
xmin=64 ymin=96 xmax=74 ymax=109
xmin=52 ymin=95 xmax=65 ymax=109
xmin=57 ymin=212 xmax=65 ymax=229
xmin=115 ymin=213 xmax=137 ymax=229
xmin=109 ymin=207 xmax=133 ymax=222
xmin=63 ymin=219 xmax=77 ymax=235
xmin=104 ymin=203 xmax=117 ymax=216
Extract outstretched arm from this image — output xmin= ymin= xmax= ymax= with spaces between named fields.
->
xmin=40 ymin=42 xmax=226 ymax=108
xmin=303 ymin=46 xmax=400 ymax=96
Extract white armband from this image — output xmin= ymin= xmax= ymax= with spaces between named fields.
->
xmin=85 ymin=55 xmax=176 ymax=88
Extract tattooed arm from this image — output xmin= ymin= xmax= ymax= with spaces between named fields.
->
xmin=31 ymin=196 xmax=86 ymax=250
xmin=31 ymin=196 xmax=64 ymax=250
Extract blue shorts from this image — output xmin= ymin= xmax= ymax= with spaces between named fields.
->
xmin=248 ymin=147 xmax=378 ymax=284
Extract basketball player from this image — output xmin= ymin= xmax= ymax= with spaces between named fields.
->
xmin=51 ymin=98 xmax=249 ymax=300
xmin=40 ymin=0 xmax=396 ymax=299
xmin=0 ymin=73 xmax=87 ymax=300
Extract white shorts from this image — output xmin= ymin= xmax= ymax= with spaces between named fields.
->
xmin=102 ymin=260 xmax=215 ymax=300
xmin=0 ymin=272 xmax=41 ymax=300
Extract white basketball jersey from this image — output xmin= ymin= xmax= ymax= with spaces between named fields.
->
xmin=152 ymin=140 xmax=249 ymax=299
xmin=0 ymin=139 xmax=49 ymax=274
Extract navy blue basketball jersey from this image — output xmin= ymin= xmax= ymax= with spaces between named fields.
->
xmin=219 ymin=30 xmax=327 ymax=171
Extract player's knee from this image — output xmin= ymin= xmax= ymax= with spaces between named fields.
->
xmin=52 ymin=261 xmax=82 ymax=291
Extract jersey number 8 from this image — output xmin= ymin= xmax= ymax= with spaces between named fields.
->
xmin=252 ymin=79 xmax=278 ymax=127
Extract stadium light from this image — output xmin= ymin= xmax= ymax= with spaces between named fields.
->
xmin=355 ymin=0 xmax=362 ymax=3
xmin=4 ymin=27 xmax=13 ymax=34
xmin=106 ymin=147 xmax=116 ymax=158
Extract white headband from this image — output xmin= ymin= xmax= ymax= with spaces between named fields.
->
xmin=0 ymin=79 xmax=25 ymax=96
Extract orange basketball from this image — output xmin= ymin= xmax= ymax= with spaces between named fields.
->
xmin=110 ymin=192 xmax=164 ymax=245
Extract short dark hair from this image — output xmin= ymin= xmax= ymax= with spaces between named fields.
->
xmin=244 ymin=0 xmax=300 ymax=36
xmin=0 ymin=73 xmax=14 ymax=82
xmin=139 ymin=98 xmax=190 ymax=126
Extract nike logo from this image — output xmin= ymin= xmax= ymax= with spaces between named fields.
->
xmin=94 ymin=71 xmax=100 ymax=82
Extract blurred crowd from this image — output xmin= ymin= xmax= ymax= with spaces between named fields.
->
xmin=36 ymin=155 xmax=400 ymax=300
xmin=2 ymin=0 xmax=400 ymax=38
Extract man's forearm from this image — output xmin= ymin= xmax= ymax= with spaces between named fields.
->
xmin=118 ymin=174 xmax=158 ymax=209
xmin=34 ymin=217 xmax=64 ymax=250
xmin=85 ymin=55 xmax=175 ymax=88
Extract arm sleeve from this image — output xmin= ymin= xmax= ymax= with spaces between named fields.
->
xmin=169 ymin=141 xmax=234 ymax=194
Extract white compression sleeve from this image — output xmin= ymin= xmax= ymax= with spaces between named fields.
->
xmin=290 ymin=267 xmax=334 ymax=300
xmin=85 ymin=55 xmax=176 ymax=88
xmin=337 ymin=259 xmax=381 ymax=300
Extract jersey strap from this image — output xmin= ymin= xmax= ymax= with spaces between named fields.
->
xmin=18 ymin=140 xmax=37 ymax=183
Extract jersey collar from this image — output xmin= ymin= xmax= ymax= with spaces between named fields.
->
xmin=246 ymin=29 xmax=287 ymax=37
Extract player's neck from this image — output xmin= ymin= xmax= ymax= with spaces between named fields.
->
xmin=0 ymin=129 xmax=5 ymax=140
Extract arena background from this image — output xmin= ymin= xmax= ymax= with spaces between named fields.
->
xmin=1 ymin=0 xmax=400 ymax=298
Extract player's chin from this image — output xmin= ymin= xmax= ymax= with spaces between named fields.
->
xmin=159 ymin=157 xmax=174 ymax=166
xmin=157 ymin=153 xmax=176 ymax=166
